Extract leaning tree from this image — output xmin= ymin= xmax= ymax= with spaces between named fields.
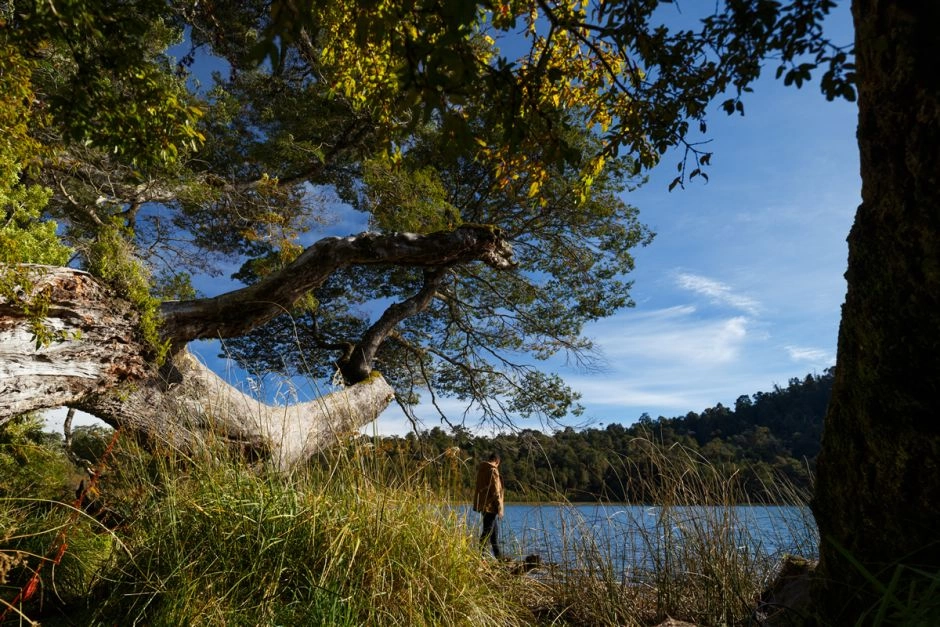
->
xmin=1 ymin=0 xmax=652 ymax=467
xmin=2 ymin=0 xmax=848 ymax=462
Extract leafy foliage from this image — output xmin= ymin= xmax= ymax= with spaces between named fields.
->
xmin=252 ymin=0 xmax=854 ymax=188
xmin=1 ymin=1 xmax=197 ymax=353
xmin=8 ymin=0 xmax=204 ymax=168
xmin=0 ymin=416 xmax=116 ymax=615
xmin=3 ymin=0 xmax=852 ymax=427
xmin=86 ymin=218 xmax=169 ymax=362
xmin=0 ymin=43 xmax=74 ymax=347
xmin=0 ymin=414 xmax=73 ymax=499
xmin=0 ymin=49 xmax=65 ymax=264
xmin=0 ymin=46 xmax=60 ymax=261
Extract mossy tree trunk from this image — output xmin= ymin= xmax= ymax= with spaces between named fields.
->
xmin=812 ymin=1 xmax=940 ymax=622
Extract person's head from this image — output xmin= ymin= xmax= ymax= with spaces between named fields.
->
xmin=488 ymin=453 xmax=500 ymax=466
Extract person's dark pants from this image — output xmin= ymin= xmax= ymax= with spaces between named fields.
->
xmin=480 ymin=512 xmax=501 ymax=558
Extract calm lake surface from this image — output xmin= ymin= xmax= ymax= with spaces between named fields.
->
xmin=459 ymin=503 xmax=818 ymax=575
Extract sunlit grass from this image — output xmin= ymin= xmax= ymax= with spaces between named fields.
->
xmin=74 ymin=440 xmax=533 ymax=626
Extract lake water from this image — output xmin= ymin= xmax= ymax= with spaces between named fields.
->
xmin=459 ymin=503 xmax=818 ymax=577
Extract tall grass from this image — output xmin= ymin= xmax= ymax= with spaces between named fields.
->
xmin=3 ymin=410 xmax=824 ymax=626
xmin=830 ymin=544 xmax=940 ymax=626
xmin=509 ymin=436 xmax=820 ymax=626
xmin=59 ymin=438 xmax=532 ymax=626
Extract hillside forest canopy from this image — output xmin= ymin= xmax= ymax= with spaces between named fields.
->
xmin=349 ymin=370 xmax=832 ymax=504
xmin=1 ymin=0 xmax=939 ymax=623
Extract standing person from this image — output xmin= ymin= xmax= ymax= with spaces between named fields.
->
xmin=473 ymin=453 xmax=504 ymax=558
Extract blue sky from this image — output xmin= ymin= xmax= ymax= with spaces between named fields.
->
xmin=46 ymin=4 xmax=859 ymax=437
xmin=552 ymin=79 xmax=857 ymax=425
xmin=371 ymin=6 xmax=859 ymax=435
xmin=371 ymin=70 xmax=859 ymax=435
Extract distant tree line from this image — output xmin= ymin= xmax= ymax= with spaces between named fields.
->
xmin=354 ymin=369 xmax=833 ymax=504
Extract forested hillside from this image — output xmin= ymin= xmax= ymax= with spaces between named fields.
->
xmin=361 ymin=369 xmax=833 ymax=503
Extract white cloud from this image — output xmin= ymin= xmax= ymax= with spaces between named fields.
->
xmin=563 ymin=364 xmax=794 ymax=423
xmin=785 ymin=345 xmax=835 ymax=365
xmin=562 ymin=378 xmax=704 ymax=412
xmin=591 ymin=308 xmax=751 ymax=366
xmin=551 ymin=295 xmax=793 ymax=423
xmin=675 ymin=272 xmax=761 ymax=315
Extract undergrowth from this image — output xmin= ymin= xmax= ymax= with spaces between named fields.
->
xmin=0 ymin=416 xmax=838 ymax=626
xmin=1 ymin=417 xmax=532 ymax=626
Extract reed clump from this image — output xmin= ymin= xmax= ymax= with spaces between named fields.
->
xmin=515 ymin=435 xmax=819 ymax=626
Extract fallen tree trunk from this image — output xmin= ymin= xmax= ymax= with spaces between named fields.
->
xmin=0 ymin=265 xmax=149 ymax=422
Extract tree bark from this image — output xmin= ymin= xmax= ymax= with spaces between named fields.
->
xmin=0 ymin=266 xmax=149 ymax=423
xmin=0 ymin=226 xmax=512 ymax=466
xmin=0 ymin=266 xmax=395 ymax=466
xmin=812 ymin=1 xmax=940 ymax=622
xmin=76 ymin=350 xmax=395 ymax=471
xmin=159 ymin=225 xmax=512 ymax=347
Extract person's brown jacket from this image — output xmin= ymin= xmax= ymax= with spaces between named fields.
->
xmin=473 ymin=460 xmax=504 ymax=516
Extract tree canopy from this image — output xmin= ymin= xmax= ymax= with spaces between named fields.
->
xmin=0 ymin=0 xmax=852 ymax=429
